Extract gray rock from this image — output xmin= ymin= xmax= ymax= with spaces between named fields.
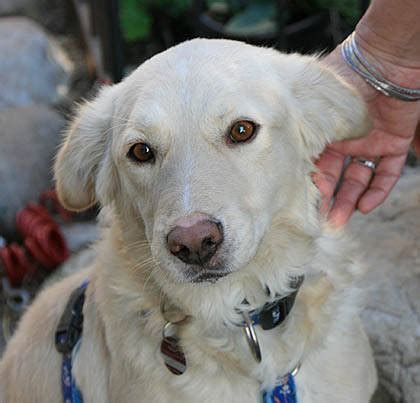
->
xmin=348 ymin=167 xmax=420 ymax=403
xmin=0 ymin=0 xmax=72 ymax=34
xmin=0 ymin=106 xmax=66 ymax=238
xmin=0 ymin=17 xmax=74 ymax=110
xmin=61 ymin=221 xmax=99 ymax=254
xmin=0 ymin=0 xmax=29 ymax=15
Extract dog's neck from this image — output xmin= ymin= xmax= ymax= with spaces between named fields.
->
xmin=97 ymin=209 xmax=324 ymax=329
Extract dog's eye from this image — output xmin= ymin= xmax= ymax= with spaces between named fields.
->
xmin=127 ymin=143 xmax=154 ymax=163
xmin=229 ymin=120 xmax=257 ymax=143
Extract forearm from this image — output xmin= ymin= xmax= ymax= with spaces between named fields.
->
xmin=355 ymin=0 xmax=420 ymax=67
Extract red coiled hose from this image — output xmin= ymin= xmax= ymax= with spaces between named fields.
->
xmin=0 ymin=190 xmax=71 ymax=287
xmin=0 ymin=243 xmax=35 ymax=287
xmin=16 ymin=203 xmax=69 ymax=270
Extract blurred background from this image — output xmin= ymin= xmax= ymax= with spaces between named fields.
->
xmin=0 ymin=1 xmax=419 ymax=402
xmin=72 ymin=0 xmax=368 ymax=83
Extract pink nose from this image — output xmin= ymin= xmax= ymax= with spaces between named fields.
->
xmin=167 ymin=215 xmax=223 ymax=265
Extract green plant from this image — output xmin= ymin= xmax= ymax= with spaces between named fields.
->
xmin=120 ymin=0 xmax=192 ymax=42
xmin=205 ymin=0 xmax=360 ymax=37
xmin=206 ymin=0 xmax=284 ymax=36
xmin=120 ymin=0 xmax=360 ymax=43
xmin=294 ymin=0 xmax=360 ymax=25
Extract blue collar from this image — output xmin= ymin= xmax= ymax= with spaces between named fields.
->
xmin=237 ymin=276 xmax=304 ymax=330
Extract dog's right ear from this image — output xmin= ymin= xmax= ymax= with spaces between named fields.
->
xmin=288 ymin=56 xmax=370 ymax=158
xmin=54 ymin=85 xmax=117 ymax=212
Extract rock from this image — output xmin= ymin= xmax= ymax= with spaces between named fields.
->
xmin=348 ymin=167 xmax=420 ymax=403
xmin=0 ymin=0 xmax=73 ymax=34
xmin=0 ymin=17 xmax=74 ymax=110
xmin=0 ymin=0 xmax=29 ymax=15
xmin=0 ymin=106 xmax=66 ymax=238
xmin=61 ymin=221 xmax=99 ymax=254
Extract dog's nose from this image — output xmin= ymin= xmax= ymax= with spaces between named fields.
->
xmin=167 ymin=216 xmax=223 ymax=265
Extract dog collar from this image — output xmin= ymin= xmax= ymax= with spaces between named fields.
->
xmin=236 ymin=276 xmax=304 ymax=363
xmin=238 ymin=287 xmax=301 ymax=330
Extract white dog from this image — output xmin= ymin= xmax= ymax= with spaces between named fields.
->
xmin=0 ymin=39 xmax=377 ymax=403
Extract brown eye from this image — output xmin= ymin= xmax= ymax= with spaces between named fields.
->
xmin=128 ymin=143 xmax=154 ymax=163
xmin=229 ymin=120 xmax=257 ymax=143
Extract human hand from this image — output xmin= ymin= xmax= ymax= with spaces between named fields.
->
xmin=314 ymin=39 xmax=420 ymax=227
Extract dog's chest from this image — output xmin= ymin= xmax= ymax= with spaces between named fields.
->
xmin=106 ymin=323 xmax=302 ymax=403
xmin=109 ymin=355 xmax=262 ymax=403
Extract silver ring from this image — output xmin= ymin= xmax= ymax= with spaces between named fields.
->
xmin=291 ymin=363 xmax=301 ymax=377
xmin=353 ymin=158 xmax=376 ymax=170
xmin=242 ymin=311 xmax=262 ymax=363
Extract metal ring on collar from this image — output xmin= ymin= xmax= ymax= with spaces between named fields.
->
xmin=353 ymin=158 xmax=376 ymax=170
xmin=291 ymin=363 xmax=301 ymax=377
xmin=242 ymin=311 xmax=262 ymax=363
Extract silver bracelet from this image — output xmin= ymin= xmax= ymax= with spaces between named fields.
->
xmin=341 ymin=33 xmax=420 ymax=102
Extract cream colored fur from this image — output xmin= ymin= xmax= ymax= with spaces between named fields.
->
xmin=0 ymin=39 xmax=377 ymax=402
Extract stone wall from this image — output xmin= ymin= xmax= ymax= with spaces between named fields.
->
xmin=349 ymin=167 xmax=420 ymax=403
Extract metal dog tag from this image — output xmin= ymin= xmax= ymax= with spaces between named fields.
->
xmin=160 ymin=322 xmax=187 ymax=375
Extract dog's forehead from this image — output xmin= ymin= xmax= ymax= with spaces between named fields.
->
xmin=127 ymin=39 xmax=280 ymax=101
xmin=120 ymin=39 xmax=289 ymax=131
xmin=141 ymin=38 xmax=271 ymax=74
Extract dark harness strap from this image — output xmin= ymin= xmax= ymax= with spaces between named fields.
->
xmin=55 ymin=281 xmax=88 ymax=403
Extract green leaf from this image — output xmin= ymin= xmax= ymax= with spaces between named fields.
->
xmin=224 ymin=3 xmax=278 ymax=36
xmin=152 ymin=0 xmax=192 ymax=16
xmin=300 ymin=0 xmax=360 ymax=25
xmin=120 ymin=0 xmax=152 ymax=42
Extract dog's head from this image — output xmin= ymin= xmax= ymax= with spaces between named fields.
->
xmin=55 ymin=39 xmax=368 ymax=285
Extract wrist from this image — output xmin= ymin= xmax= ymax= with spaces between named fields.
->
xmin=355 ymin=1 xmax=420 ymax=70
xmin=352 ymin=28 xmax=420 ymax=90
xmin=355 ymin=15 xmax=420 ymax=69
xmin=340 ymin=33 xmax=420 ymax=101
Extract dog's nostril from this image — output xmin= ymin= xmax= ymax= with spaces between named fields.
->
xmin=177 ymin=245 xmax=191 ymax=260
xmin=167 ymin=218 xmax=223 ymax=265
xmin=202 ymin=237 xmax=215 ymax=247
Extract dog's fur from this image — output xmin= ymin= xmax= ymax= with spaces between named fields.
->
xmin=0 ymin=39 xmax=377 ymax=402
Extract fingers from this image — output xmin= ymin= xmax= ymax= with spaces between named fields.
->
xmin=357 ymin=155 xmax=406 ymax=213
xmin=313 ymin=148 xmax=346 ymax=215
xmin=330 ymin=130 xmax=412 ymax=158
xmin=328 ymin=159 xmax=375 ymax=226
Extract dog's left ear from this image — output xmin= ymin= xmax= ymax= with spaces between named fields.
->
xmin=292 ymin=57 xmax=370 ymax=157
xmin=54 ymin=85 xmax=118 ymax=212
